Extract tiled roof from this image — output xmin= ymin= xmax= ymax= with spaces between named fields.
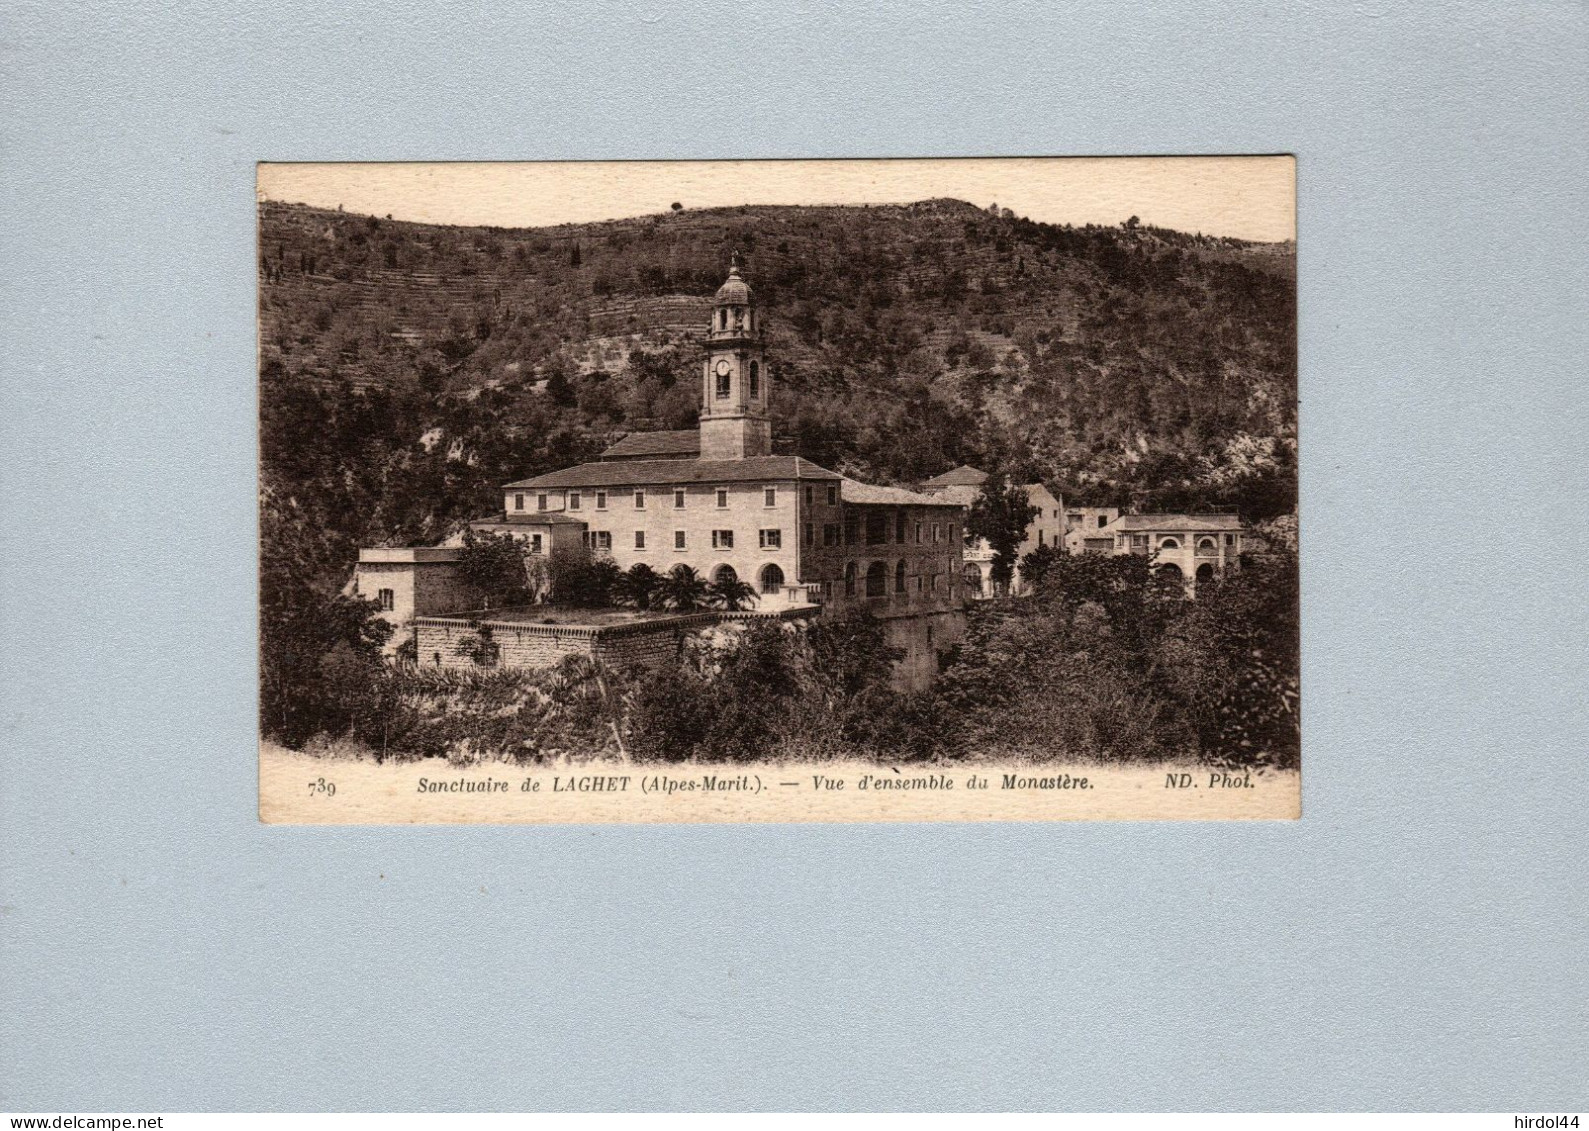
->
xmin=504 ymin=456 xmax=843 ymax=490
xmin=598 ymin=430 xmax=701 ymax=461
xmin=1105 ymin=514 xmax=1245 ymax=532
xmin=840 ymin=478 xmax=965 ymax=508
xmin=926 ymin=484 xmax=982 ymax=506
xmin=358 ymin=547 xmax=463 ymax=563
xmin=921 ymin=465 xmax=989 ymax=487
xmin=472 ymin=512 xmax=588 ymax=527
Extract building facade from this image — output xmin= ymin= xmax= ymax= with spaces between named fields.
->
xmin=1099 ymin=513 xmax=1247 ymax=584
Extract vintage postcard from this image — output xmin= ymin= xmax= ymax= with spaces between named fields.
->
xmin=257 ymin=157 xmax=1299 ymax=823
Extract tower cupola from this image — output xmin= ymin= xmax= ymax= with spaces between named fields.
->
xmin=709 ymin=253 xmax=757 ymax=340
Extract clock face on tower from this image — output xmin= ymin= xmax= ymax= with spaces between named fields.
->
xmin=714 ymin=359 xmax=731 ymax=376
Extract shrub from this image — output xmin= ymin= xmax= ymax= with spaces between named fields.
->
xmin=456 ymin=528 xmax=530 ymax=606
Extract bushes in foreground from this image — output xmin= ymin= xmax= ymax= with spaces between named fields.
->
xmin=274 ymin=549 xmax=1299 ymax=769
xmin=934 ymin=547 xmax=1299 ymax=768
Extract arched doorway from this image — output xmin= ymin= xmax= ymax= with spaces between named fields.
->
xmin=760 ymin=563 xmax=784 ymax=594
xmin=865 ymin=561 xmax=887 ymax=597
xmin=962 ymin=561 xmax=983 ymax=595
xmin=713 ymin=564 xmax=738 ymax=587
xmin=1195 ymin=563 xmax=1215 ymax=583
xmin=1158 ymin=562 xmax=1184 ymax=582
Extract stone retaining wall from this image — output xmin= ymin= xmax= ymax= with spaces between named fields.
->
xmin=414 ymin=612 xmax=726 ymax=673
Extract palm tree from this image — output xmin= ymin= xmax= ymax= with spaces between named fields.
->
xmin=616 ymin=563 xmax=661 ymax=610
xmin=707 ymin=575 xmax=759 ymax=612
xmin=658 ymin=564 xmax=710 ymax=612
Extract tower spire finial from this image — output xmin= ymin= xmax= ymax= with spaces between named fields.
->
xmin=729 ymin=250 xmax=740 ymax=274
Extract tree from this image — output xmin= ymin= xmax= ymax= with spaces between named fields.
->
xmin=455 ymin=528 xmax=530 ymax=607
xmin=1018 ymin=542 xmax=1064 ymax=590
xmin=259 ymin=490 xmax=394 ymax=746
xmin=568 ymin=241 xmax=581 ymax=267
xmin=1025 ymin=548 xmax=1185 ymax=671
xmin=543 ymin=359 xmax=577 ymax=408
xmin=657 ymin=564 xmax=710 ymax=611
xmin=671 ymin=202 xmax=683 ymax=213
xmin=805 ymin=608 xmax=901 ymax=701
xmin=934 ymin=599 xmax=1182 ymax=762
xmin=553 ymin=556 xmax=621 ymax=606
xmin=707 ymin=574 xmax=758 ymax=612
xmin=965 ymin=471 xmax=1039 ymax=593
xmin=1159 ymin=547 xmax=1299 ymax=768
xmin=616 ymin=563 xmax=662 ymax=610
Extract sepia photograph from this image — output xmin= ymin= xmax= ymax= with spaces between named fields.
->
xmin=257 ymin=157 xmax=1299 ymax=822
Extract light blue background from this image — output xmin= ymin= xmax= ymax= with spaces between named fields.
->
xmin=2 ymin=0 xmax=1585 ymax=1112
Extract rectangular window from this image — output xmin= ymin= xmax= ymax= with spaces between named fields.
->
xmin=804 ymin=523 xmax=814 ymax=547
xmin=764 ymin=486 xmax=776 ymax=508
xmin=377 ymin=588 xmax=394 ymax=611
xmin=1225 ymin=533 xmax=1235 ymax=546
xmin=823 ymin=523 xmax=838 ymax=547
xmin=895 ymin=511 xmax=906 ymax=542
xmin=844 ymin=515 xmax=858 ymax=545
xmin=865 ymin=513 xmax=887 ymax=545
xmin=1099 ymin=515 xmax=1109 ymax=528
xmin=916 ymin=575 xmax=923 ymax=592
xmin=949 ymin=523 xmax=957 ymax=543
xmin=712 ymin=530 xmax=734 ymax=550
xmin=529 ymin=534 xmax=543 ymax=555
xmin=595 ymin=531 xmax=611 ymax=552
xmin=716 ymin=372 xmax=730 ymax=399
xmin=674 ymin=530 xmax=686 ymax=550
xmin=514 ymin=494 xmax=525 ymax=511
xmin=537 ymin=494 xmax=548 ymax=511
xmin=634 ymin=488 xmax=645 ymax=509
xmin=1038 ymin=530 xmax=1045 ymax=546
xmin=932 ymin=523 xmax=940 ymax=543
xmin=759 ymin=529 xmax=782 ymax=549
xmin=827 ymin=485 xmax=837 ymax=506
xmin=595 ymin=490 xmax=607 ymax=510
xmin=634 ymin=531 xmax=646 ymax=550
xmin=716 ymin=488 xmax=728 ymax=508
xmin=569 ymin=491 xmax=582 ymax=511
xmin=674 ymin=488 xmax=686 ymax=509
xmin=804 ymin=485 xmax=813 ymax=507
xmin=915 ymin=522 xmax=922 ymax=544
xmin=931 ymin=574 xmax=939 ymax=592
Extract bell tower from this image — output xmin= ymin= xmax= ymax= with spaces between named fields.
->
xmin=699 ymin=255 xmax=772 ymax=460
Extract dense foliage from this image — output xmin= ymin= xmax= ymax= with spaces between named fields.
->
xmin=935 ymin=547 xmax=1300 ymax=767
xmin=286 ymin=548 xmax=1298 ymax=769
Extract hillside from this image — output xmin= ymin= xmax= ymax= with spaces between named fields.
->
xmin=259 ymin=197 xmax=1295 ymax=588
